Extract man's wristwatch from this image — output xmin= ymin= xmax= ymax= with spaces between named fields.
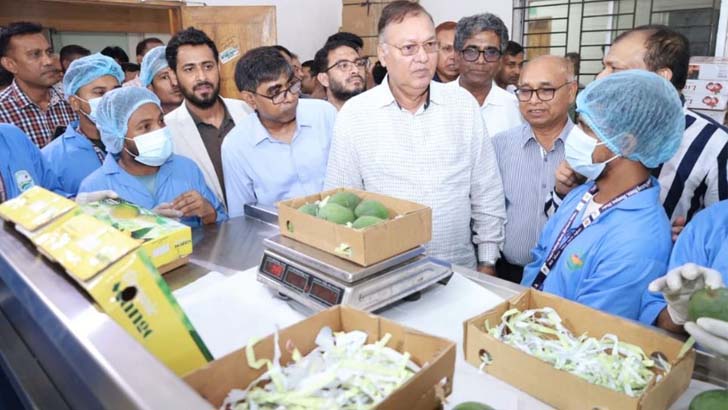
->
xmin=479 ymin=259 xmax=497 ymax=267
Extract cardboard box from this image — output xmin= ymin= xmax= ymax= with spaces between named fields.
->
xmin=185 ymin=305 xmax=456 ymax=410
xmin=32 ymin=214 xmax=212 ymax=375
xmin=0 ymin=186 xmax=78 ymax=233
xmin=684 ymin=93 xmax=728 ymax=111
xmin=80 ymin=198 xmax=192 ymax=274
xmin=463 ymin=290 xmax=695 ymax=410
xmin=688 ymin=56 xmax=728 ymax=80
xmin=684 ymin=79 xmax=728 ymax=96
xmin=277 ymin=188 xmax=432 ymax=266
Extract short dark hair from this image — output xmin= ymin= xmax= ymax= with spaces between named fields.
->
xmin=326 ymin=32 xmax=364 ymax=49
xmin=378 ymin=1 xmax=433 ymax=38
xmin=100 ymin=46 xmax=129 ymax=63
xmin=136 ymin=37 xmax=163 ymax=57
xmin=60 ymin=44 xmax=90 ymax=61
xmin=613 ymin=25 xmax=690 ymax=90
xmin=166 ymin=27 xmax=219 ymax=71
xmin=234 ymin=46 xmax=293 ymax=92
xmin=0 ymin=67 xmax=12 ymax=88
xmin=504 ymin=41 xmax=524 ymax=57
xmin=120 ymin=62 xmax=140 ymax=73
xmin=435 ymin=21 xmax=457 ymax=34
xmin=372 ymin=60 xmax=387 ymax=85
xmin=272 ymin=45 xmax=297 ymax=60
xmin=0 ymin=22 xmax=44 ymax=57
xmin=313 ymin=40 xmax=359 ymax=76
xmin=301 ymin=60 xmax=315 ymax=70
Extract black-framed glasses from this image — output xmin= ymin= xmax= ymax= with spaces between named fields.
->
xmin=386 ymin=40 xmax=440 ymax=56
xmin=460 ymin=46 xmax=501 ymax=62
xmin=252 ymin=80 xmax=302 ymax=104
xmin=325 ymin=58 xmax=370 ymax=73
xmin=515 ymin=81 xmax=573 ymax=102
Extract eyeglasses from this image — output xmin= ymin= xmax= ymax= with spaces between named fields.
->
xmin=253 ymin=80 xmax=302 ymax=104
xmin=515 ymin=81 xmax=573 ymax=102
xmin=326 ymin=58 xmax=370 ymax=73
xmin=460 ymin=46 xmax=502 ymax=62
xmin=386 ymin=40 xmax=440 ymax=56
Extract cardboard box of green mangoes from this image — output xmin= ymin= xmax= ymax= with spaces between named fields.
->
xmin=278 ymin=188 xmax=432 ymax=266
xmin=80 ymin=198 xmax=192 ymax=274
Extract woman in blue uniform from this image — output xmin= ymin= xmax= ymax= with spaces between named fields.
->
xmin=78 ymin=87 xmax=226 ymax=227
xmin=520 ymin=70 xmax=685 ymax=321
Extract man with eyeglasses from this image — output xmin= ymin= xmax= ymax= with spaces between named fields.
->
xmin=326 ymin=1 xmax=506 ymax=273
xmin=447 ymin=13 xmax=522 ymax=139
xmin=434 ymin=21 xmax=457 ymax=83
xmin=492 ymin=55 xmax=577 ymax=283
xmin=313 ymin=40 xmax=367 ymax=111
xmin=223 ymin=47 xmax=337 ymax=216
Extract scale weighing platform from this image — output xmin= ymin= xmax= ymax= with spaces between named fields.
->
xmin=257 ymin=235 xmax=452 ymax=312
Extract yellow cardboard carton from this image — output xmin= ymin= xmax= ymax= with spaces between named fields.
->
xmin=0 ymin=186 xmax=77 ymax=232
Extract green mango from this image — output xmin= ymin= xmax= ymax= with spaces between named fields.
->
xmin=688 ymin=288 xmax=728 ymax=322
xmin=352 ymin=215 xmax=384 ymax=229
xmin=111 ymin=203 xmax=140 ymax=219
xmin=689 ymin=389 xmax=728 ymax=410
xmin=317 ymin=203 xmax=355 ymax=225
xmin=329 ymin=191 xmax=362 ymax=209
xmin=297 ymin=203 xmax=319 ymax=217
xmin=452 ymin=402 xmax=495 ymax=410
xmin=354 ymin=200 xmax=389 ymax=219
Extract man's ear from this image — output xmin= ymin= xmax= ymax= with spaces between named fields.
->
xmin=317 ymin=72 xmax=330 ymax=88
xmin=240 ymin=90 xmax=257 ymax=111
xmin=656 ymin=67 xmax=673 ymax=83
xmin=68 ymin=95 xmax=82 ymax=113
xmin=0 ymin=56 xmax=17 ymax=75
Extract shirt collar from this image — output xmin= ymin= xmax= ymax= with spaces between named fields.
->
xmin=188 ymin=98 xmax=231 ymax=127
xmin=10 ymin=80 xmax=65 ymax=109
xmin=522 ymin=117 xmax=574 ymax=149
xmin=582 ymin=176 xmax=660 ymax=212
xmin=372 ymin=75 xmax=440 ymax=111
xmin=251 ymin=104 xmax=310 ymax=146
xmin=100 ymin=152 xmax=174 ymax=175
xmin=483 ymin=81 xmax=511 ymax=108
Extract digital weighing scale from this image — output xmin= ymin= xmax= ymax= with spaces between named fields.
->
xmin=257 ymin=235 xmax=452 ymax=312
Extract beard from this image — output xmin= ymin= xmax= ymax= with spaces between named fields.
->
xmin=329 ymin=75 xmax=366 ymax=102
xmin=181 ymin=81 xmax=220 ymax=109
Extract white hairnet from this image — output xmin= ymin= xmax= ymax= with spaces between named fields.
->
xmin=63 ymin=53 xmax=124 ymax=99
xmin=140 ymin=45 xmax=169 ymax=87
xmin=576 ymin=70 xmax=684 ymax=168
xmin=95 ymin=87 xmax=162 ymax=154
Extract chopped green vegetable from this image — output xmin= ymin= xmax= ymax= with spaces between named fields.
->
xmin=224 ymin=327 xmax=420 ymax=410
xmin=485 ymin=307 xmax=668 ymax=397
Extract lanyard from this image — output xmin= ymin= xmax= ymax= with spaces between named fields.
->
xmin=77 ymin=127 xmax=106 ymax=163
xmin=531 ymin=179 xmax=652 ymax=290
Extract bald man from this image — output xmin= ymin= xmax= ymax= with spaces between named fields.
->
xmin=492 ymin=55 xmax=578 ymax=283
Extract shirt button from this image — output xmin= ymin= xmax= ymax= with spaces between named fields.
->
xmin=542 ymin=184 xmax=547 ymax=188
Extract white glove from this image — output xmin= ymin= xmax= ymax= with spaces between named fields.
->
xmin=648 ymin=263 xmax=724 ymax=325
xmin=685 ymin=318 xmax=728 ymax=358
xmin=152 ymin=203 xmax=183 ymax=219
xmin=75 ymin=190 xmax=119 ymax=205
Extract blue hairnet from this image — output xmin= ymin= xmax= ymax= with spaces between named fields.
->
xmin=63 ymin=53 xmax=124 ymax=99
xmin=576 ymin=70 xmax=684 ymax=168
xmin=95 ymin=87 xmax=162 ymax=154
xmin=140 ymin=45 xmax=169 ymax=87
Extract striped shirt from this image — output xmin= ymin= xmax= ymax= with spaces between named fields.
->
xmin=547 ymin=107 xmax=728 ymax=222
xmin=0 ymin=81 xmax=77 ymax=148
xmin=493 ymin=119 xmax=573 ymax=266
xmin=325 ymin=78 xmax=506 ymax=269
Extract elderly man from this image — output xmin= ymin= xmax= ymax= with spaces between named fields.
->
xmin=448 ymin=14 xmax=522 ymax=138
xmin=313 ymin=40 xmax=367 ymax=110
xmin=495 ymin=41 xmax=524 ymax=93
xmin=434 ymin=21 xmax=457 ymax=83
xmin=492 ymin=55 xmax=577 ymax=283
xmin=325 ymin=1 xmax=506 ymax=272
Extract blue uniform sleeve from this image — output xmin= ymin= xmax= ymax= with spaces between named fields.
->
xmin=222 ymin=140 xmax=256 ymax=218
xmin=21 ymin=130 xmax=69 ymax=198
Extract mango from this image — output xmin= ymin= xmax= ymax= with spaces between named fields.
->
xmin=110 ymin=203 xmax=140 ymax=219
xmin=317 ymin=203 xmax=355 ymax=225
xmin=689 ymin=389 xmax=728 ymax=410
xmin=352 ymin=215 xmax=384 ymax=229
xmin=328 ymin=191 xmax=362 ymax=210
xmin=688 ymin=288 xmax=728 ymax=322
xmin=354 ymin=200 xmax=389 ymax=219
xmin=298 ymin=203 xmax=319 ymax=217
xmin=452 ymin=402 xmax=495 ymax=410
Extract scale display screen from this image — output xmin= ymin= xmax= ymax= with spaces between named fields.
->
xmin=284 ymin=267 xmax=308 ymax=291
xmin=262 ymin=256 xmax=285 ymax=279
xmin=309 ymin=280 xmax=342 ymax=306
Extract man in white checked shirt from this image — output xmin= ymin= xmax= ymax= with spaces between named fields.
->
xmin=325 ymin=1 xmax=506 ymax=273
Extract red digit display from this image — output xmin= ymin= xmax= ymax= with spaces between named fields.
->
xmin=284 ymin=269 xmax=307 ymax=290
xmin=310 ymin=282 xmax=340 ymax=305
xmin=264 ymin=259 xmax=284 ymax=278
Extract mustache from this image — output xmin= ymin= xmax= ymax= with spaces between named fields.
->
xmin=193 ymin=82 xmax=215 ymax=91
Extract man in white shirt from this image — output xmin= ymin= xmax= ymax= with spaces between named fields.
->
xmin=448 ymin=13 xmax=522 ymax=138
xmin=325 ymin=1 xmax=506 ymax=273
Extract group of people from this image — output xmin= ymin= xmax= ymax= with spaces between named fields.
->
xmin=0 ymin=1 xmax=726 ymax=357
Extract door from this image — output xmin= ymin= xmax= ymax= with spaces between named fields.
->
xmin=180 ymin=6 xmax=276 ymax=99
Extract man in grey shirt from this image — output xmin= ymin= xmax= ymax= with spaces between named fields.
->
xmin=492 ymin=55 xmax=577 ymax=282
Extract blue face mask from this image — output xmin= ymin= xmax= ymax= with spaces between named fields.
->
xmin=125 ymin=127 xmax=173 ymax=167
xmin=565 ymin=125 xmax=619 ymax=181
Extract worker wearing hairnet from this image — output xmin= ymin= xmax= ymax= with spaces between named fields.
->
xmin=521 ymin=70 xmax=684 ymax=321
xmin=139 ymin=46 xmax=182 ymax=114
xmin=41 ymin=53 xmax=123 ymax=195
xmin=640 ymin=199 xmax=728 ymax=357
xmin=77 ymin=87 xmax=226 ymax=227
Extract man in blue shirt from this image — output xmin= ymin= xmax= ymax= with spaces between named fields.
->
xmin=223 ymin=47 xmax=336 ymax=216
xmin=640 ymin=200 xmax=728 ymax=357
xmin=42 ymin=54 xmax=124 ymax=196
xmin=521 ymin=70 xmax=685 ymax=321
xmin=78 ymin=87 xmax=226 ymax=227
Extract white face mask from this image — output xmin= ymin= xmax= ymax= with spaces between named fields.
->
xmin=125 ymin=127 xmax=173 ymax=167
xmin=78 ymin=96 xmax=102 ymax=122
xmin=565 ymin=125 xmax=619 ymax=181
